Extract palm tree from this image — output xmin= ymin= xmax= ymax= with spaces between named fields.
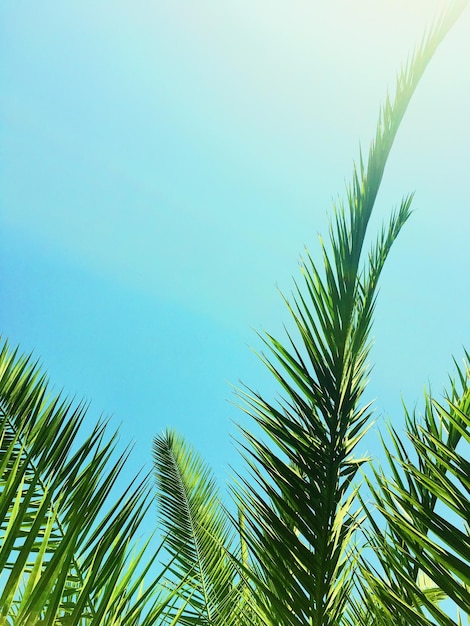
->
xmin=2 ymin=2 xmax=469 ymax=624
xmin=152 ymin=429 xmax=260 ymax=625
xmin=355 ymin=357 xmax=470 ymax=626
xmin=0 ymin=341 xmax=174 ymax=625
xmin=153 ymin=3 xmax=469 ymax=625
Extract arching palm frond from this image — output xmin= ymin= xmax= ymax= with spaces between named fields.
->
xmin=0 ymin=340 xmax=173 ymax=625
xmin=231 ymin=5 xmax=468 ymax=626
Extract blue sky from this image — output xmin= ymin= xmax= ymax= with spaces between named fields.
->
xmin=1 ymin=0 xmax=469 ymax=510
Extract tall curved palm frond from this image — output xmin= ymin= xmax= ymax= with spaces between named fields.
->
xmin=231 ymin=4 xmax=468 ymax=626
xmin=359 ymin=354 xmax=470 ymax=626
xmin=0 ymin=339 xmax=174 ymax=625
xmin=153 ymin=429 xmax=256 ymax=626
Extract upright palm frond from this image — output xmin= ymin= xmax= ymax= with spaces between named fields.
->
xmin=361 ymin=354 xmax=470 ymax=626
xmin=232 ymin=4 xmax=468 ymax=625
xmin=0 ymin=340 xmax=173 ymax=625
xmin=153 ymin=429 xmax=252 ymax=626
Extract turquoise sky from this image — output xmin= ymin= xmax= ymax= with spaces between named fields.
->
xmin=1 ymin=0 xmax=469 ymax=504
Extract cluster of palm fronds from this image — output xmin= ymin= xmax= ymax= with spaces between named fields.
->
xmin=1 ymin=3 xmax=469 ymax=624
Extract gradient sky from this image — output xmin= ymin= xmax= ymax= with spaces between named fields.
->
xmin=1 ymin=0 xmax=469 ymax=529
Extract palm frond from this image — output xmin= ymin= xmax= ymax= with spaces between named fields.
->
xmin=232 ymin=5 xmax=468 ymax=625
xmin=361 ymin=354 xmax=470 ymax=625
xmin=0 ymin=339 xmax=173 ymax=625
xmin=153 ymin=429 xmax=251 ymax=626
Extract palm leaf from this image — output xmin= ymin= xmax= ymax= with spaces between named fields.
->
xmin=153 ymin=429 xmax=252 ymax=626
xmin=232 ymin=4 xmax=468 ymax=625
xmin=0 ymin=340 xmax=173 ymax=625
xmin=360 ymin=354 xmax=470 ymax=625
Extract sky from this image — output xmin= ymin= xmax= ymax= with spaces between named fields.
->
xmin=1 ymin=0 xmax=469 ymax=530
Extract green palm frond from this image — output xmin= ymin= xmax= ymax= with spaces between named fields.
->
xmin=231 ymin=5 xmax=468 ymax=626
xmin=361 ymin=354 xmax=470 ymax=625
xmin=0 ymin=340 xmax=173 ymax=625
xmin=153 ymin=429 xmax=252 ymax=626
